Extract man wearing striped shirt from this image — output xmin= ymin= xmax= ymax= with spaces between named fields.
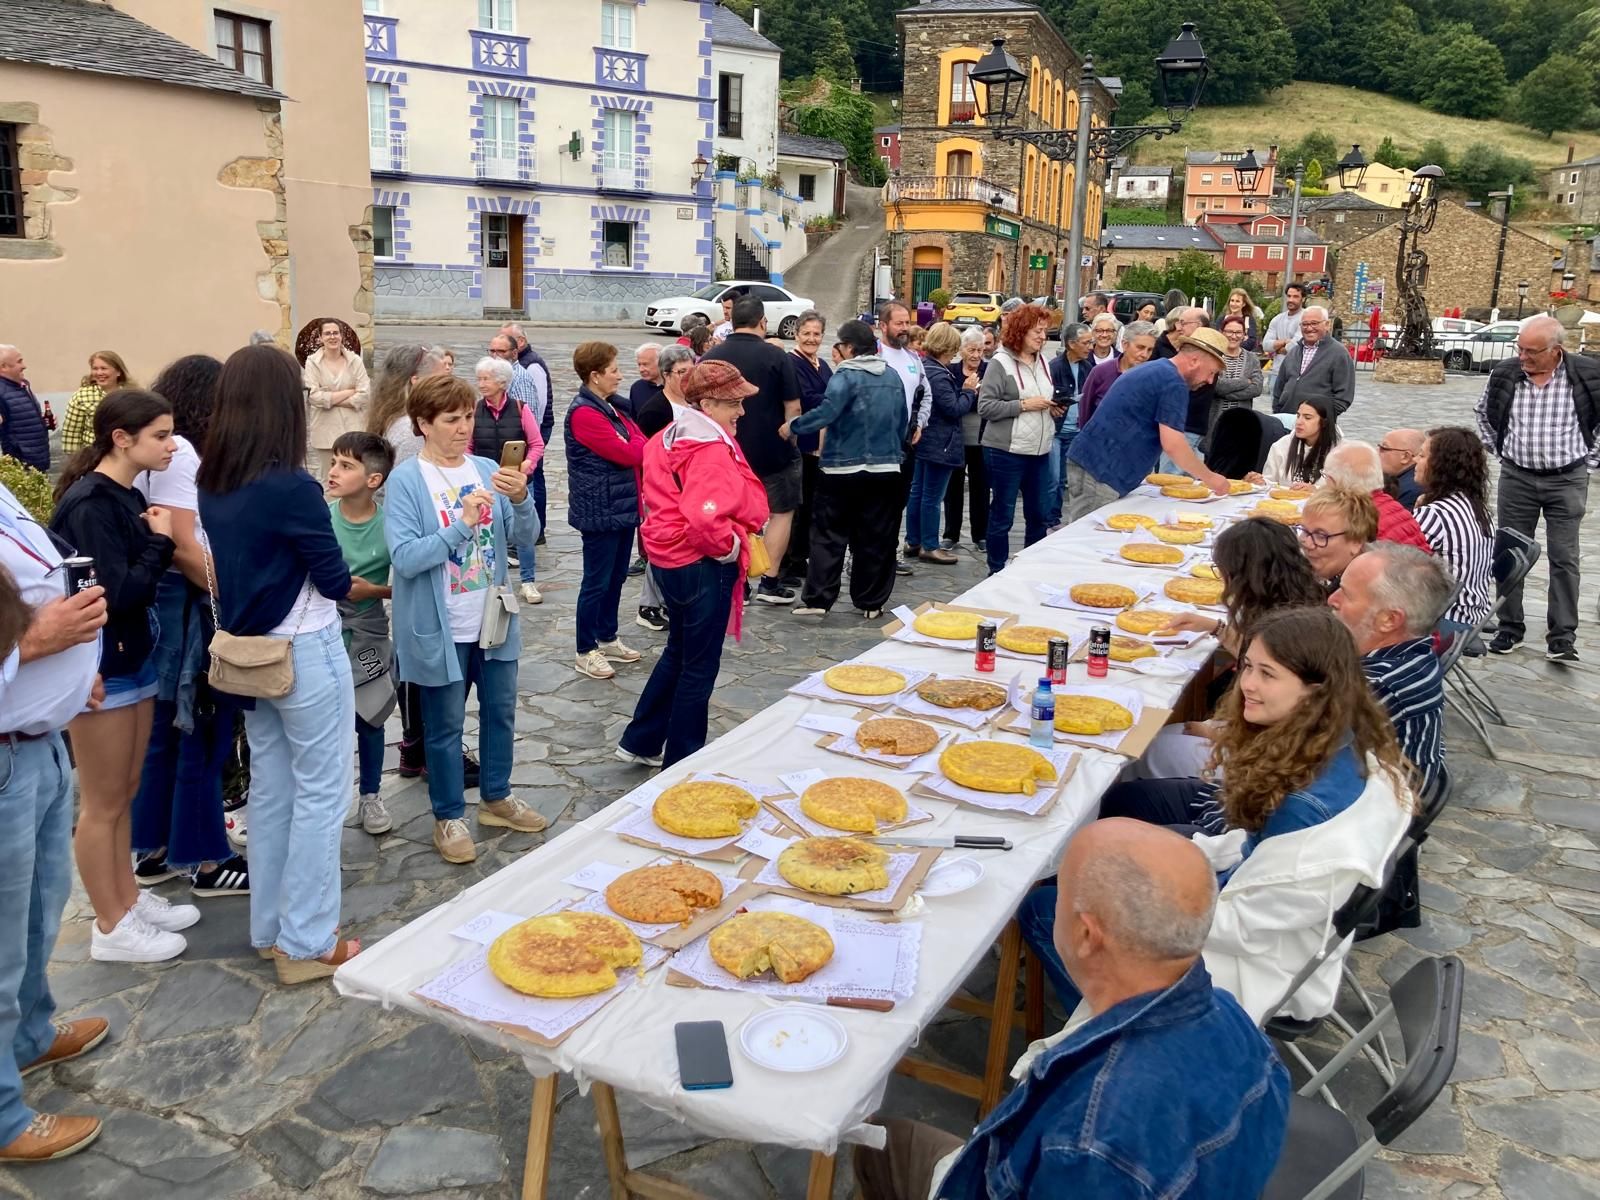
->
xmin=1474 ymin=315 xmax=1600 ymax=663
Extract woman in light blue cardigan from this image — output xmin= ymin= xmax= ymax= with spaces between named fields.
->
xmin=383 ymin=375 xmax=546 ymax=865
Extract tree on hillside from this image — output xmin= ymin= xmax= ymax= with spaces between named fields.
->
xmin=1282 ymin=132 xmax=1339 ymax=175
xmin=786 ymin=78 xmax=888 ymax=186
xmin=1419 ymin=24 xmax=1508 ymax=119
xmin=1416 ymin=139 xmax=1454 ymax=174
xmin=1450 ymin=142 xmax=1536 ymax=200
xmin=1282 ymin=0 xmax=1338 ymax=82
xmin=724 ymin=0 xmax=903 ymax=88
xmin=1514 ymin=54 xmax=1592 ymax=136
xmin=1373 ymin=137 xmax=1407 ymax=169
xmin=815 ymin=16 xmax=858 ymax=85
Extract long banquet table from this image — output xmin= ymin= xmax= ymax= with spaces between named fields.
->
xmin=334 ymin=483 xmax=1263 ymax=1197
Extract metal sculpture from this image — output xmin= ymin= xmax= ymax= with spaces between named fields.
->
xmin=1391 ymin=165 xmax=1444 ymax=359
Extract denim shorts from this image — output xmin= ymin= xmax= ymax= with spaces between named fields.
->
xmin=760 ymin=459 xmax=802 ymax=514
xmin=95 ymin=660 xmax=160 ymax=712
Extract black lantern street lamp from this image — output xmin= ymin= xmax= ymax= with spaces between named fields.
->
xmin=1336 ymin=144 xmax=1367 ymax=193
xmin=971 ymin=24 xmax=1208 ymax=315
xmin=1517 ymin=279 xmax=1529 ymax=319
xmin=1234 ymin=148 xmax=1262 ymax=195
xmin=1563 ymin=269 xmax=1577 ymax=292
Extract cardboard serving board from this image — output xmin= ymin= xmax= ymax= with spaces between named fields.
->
xmin=880 ymin=601 xmax=1019 ymax=650
xmin=811 ymin=708 xmax=952 ymax=773
xmin=610 ymin=806 xmax=791 ymax=863
xmin=909 ymin=748 xmax=1078 ymax=818
xmin=996 ymin=699 xmax=1172 ymax=759
xmin=736 ymin=842 xmax=942 ymax=912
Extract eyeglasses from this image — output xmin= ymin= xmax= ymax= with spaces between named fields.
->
xmin=1516 ymin=344 xmax=1557 ymax=356
xmin=1293 ymin=524 xmax=1347 ymax=548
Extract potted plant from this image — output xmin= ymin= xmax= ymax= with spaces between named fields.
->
xmin=928 ymin=287 xmax=952 ymax=314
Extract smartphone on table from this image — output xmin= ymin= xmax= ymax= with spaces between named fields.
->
xmin=499 ymin=439 xmax=528 ymax=469
xmin=674 ymin=1020 xmax=733 ymax=1091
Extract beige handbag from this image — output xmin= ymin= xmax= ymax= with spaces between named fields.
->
xmin=202 ymin=531 xmax=301 ymax=700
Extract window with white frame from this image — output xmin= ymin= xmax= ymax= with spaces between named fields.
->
xmin=1572 ymin=171 xmax=1581 ymax=184
xmin=601 ymin=108 xmax=636 ymax=186
xmin=482 ymin=96 xmax=519 ymax=173
xmin=1569 ymin=191 xmax=1577 ymax=204
xmin=1296 ymin=247 xmax=1314 ymax=261
xmin=1221 ymin=173 xmax=1232 ymax=185
xmin=881 ymin=136 xmax=891 ymax=147
xmin=478 ymin=0 xmax=515 ymax=32
xmin=1196 ymin=199 xmax=1207 ymax=210
xmin=363 ymin=0 xmax=381 ymax=11
xmin=1267 ymin=246 xmax=1284 ymax=259
xmin=1200 ymin=172 xmax=1213 ymax=184
xmin=372 ymin=206 xmax=395 ymax=258
xmin=1237 ymin=245 xmax=1254 ymax=259
xmin=602 ymin=220 xmax=632 ymax=267
xmin=1146 ymin=180 xmax=1157 ymax=192
xmin=366 ymin=82 xmax=389 ymax=169
xmin=601 ymin=1 xmax=634 ymax=49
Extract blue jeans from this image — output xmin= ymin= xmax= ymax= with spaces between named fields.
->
xmin=243 ymin=623 xmax=354 ymax=958
xmin=132 ymin=691 xmax=240 ymax=868
xmin=1158 ymin=431 xmax=1204 ymax=476
xmin=356 ymin=716 xmax=385 ymax=796
xmin=417 ymin=641 xmax=516 ymax=820
xmin=621 ymin=558 xmax=739 ymax=766
xmin=1017 ymin=884 xmax=1084 ymax=1014
xmin=905 ymin=460 xmax=956 ymax=552
xmin=576 ymin=528 xmax=635 ymax=653
xmin=1046 ymin=432 xmax=1077 ymax=526
xmin=983 ymin=447 xmax=1051 ymax=574
xmin=0 ymin=734 xmax=74 ymax=1145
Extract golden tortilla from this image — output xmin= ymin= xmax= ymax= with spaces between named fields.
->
xmin=777 ymin=837 xmax=891 ymax=896
xmin=487 ymin=912 xmax=642 ymax=998
xmin=912 ymin=610 xmax=985 ymax=641
xmin=1164 ymin=576 xmax=1226 ymax=605
xmin=708 ymin=911 xmax=834 ymax=983
xmin=996 ymin=624 xmax=1072 ymax=655
xmin=605 ymin=863 xmax=724 ymax=925
xmin=1054 ymin=695 xmax=1135 ymax=736
xmin=652 ymin=781 xmax=760 ymax=839
xmin=855 ymin=717 xmax=940 ymax=756
xmin=940 ymin=741 xmax=1057 ymax=795
xmin=1068 ymin=583 xmax=1138 ymax=609
xmin=821 ymin=664 xmax=907 ymax=696
xmin=800 ymin=777 xmax=909 ymax=833
xmin=1120 ymin=543 xmax=1185 ymax=565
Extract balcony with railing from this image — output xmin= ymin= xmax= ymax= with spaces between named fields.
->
xmin=371 ymin=131 xmax=407 ymax=175
xmin=474 ymin=142 xmax=536 ymax=186
xmin=884 ymin=174 xmax=1018 ymax=214
xmin=599 ymin=152 xmax=651 ymax=193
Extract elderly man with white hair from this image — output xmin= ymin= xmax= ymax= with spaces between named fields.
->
xmin=1322 ymin=440 xmax=1432 ymax=552
xmin=1475 ymin=313 xmax=1600 ymax=662
xmin=626 ymin=343 xmax=662 ymax=421
xmin=0 ymin=345 xmax=48 ymax=472
xmin=1272 ymin=304 xmax=1355 ymax=417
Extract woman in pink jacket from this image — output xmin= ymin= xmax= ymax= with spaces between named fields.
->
xmin=616 ymin=361 xmax=769 ymax=768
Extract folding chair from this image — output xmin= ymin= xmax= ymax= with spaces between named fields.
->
xmin=1438 ymin=528 xmax=1539 ymax=757
xmin=1260 ymin=955 xmax=1464 ymax=1200
xmin=1355 ymin=764 xmax=1452 ymax=941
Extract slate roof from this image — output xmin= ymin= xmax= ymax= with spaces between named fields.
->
xmin=0 ymin=0 xmax=284 ymax=101
xmin=1204 ymin=221 xmax=1326 ymax=246
xmin=711 ymin=3 xmax=779 ymax=53
xmin=1265 ymin=192 xmax=1393 ymax=217
xmin=1186 ymin=150 xmax=1261 ymax=167
xmin=778 ymin=132 xmax=847 ymax=162
xmin=1102 ymin=225 xmax=1220 ymax=251
xmin=901 ymin=0 xmax=1042 ymax=14
xmin=1121 ymin=165 xmax=1172 ymax=177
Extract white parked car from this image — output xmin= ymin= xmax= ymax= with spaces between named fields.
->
xmin=644 ymin=280 xmax=815 ymax=339
xmin=1436 ymin=321 xmax=1521 ymax=372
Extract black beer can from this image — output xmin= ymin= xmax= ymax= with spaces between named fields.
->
xmin=63 ymin=556 xmax=97 ymax=597
xmin=1047 ymin=636 xmax=1070 ymax=685
xmin=975 ymin=621 xmax=997 ymax=672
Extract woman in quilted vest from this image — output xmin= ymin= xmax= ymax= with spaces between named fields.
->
xmin=563 ymin=342 xmax=647 ymax=680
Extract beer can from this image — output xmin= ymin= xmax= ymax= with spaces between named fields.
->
xmin=1047 ymin=636 xmax=1070 ymax=685
xmin=62 ymin=556 xmax=97 ymax=597
xmin=1087 ymin=624 xmax=1111 ymax=678
xmin=974 ymin=622 xmax=997 ymax=673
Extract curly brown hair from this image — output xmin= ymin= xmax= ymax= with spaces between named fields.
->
xmin=1419 ymin=425 xmax=1491 ymax=535
xmin=1208 ymin=606 xmax=1411 ymax=832
xmin=1212 ymin=518 xmax=1327 ymax=646
xmin=999 ymin=303 xmax=1052 ymax=354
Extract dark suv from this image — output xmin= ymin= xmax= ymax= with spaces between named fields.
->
xmin=1102 ymin=291 xmax=1165 ymax=322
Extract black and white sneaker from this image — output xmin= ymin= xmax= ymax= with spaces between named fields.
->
xmin=1547 ymin=645 xmax=1580 ymax=664
xmin=894 ymin=561 xmax=914 ymax=577
xmin=1487 ymin=632 xmax=1521 ymax=655
xmin=191 ymin=855 xmax=250 ymax=897
xmin=753 ymin=579 xmax=796 ymax=605
xmin=635 ymin=606 xmax=668 ymax=631
xmin=135 ymin=849 xmax=181 ymax=887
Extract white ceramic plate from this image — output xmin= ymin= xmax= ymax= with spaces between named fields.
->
xmin=918 ymin=856 xmax=985 ymax=897
xmin=739 ymin=1006 xmax=849 ymax=1072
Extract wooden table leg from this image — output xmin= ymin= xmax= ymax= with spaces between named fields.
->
xmin=979 ymin=920 xmax=1022 ymax=1117
xmin=522 ymin=1074 xmax=559 ymax=1200
xmin=1024 ymin=948 xmax=1044 ymax=1042
xmin=805 ymin=1151 xmax=837 ymax=1200
xmin=591 ymin=1082 xmax=632 ymax=1199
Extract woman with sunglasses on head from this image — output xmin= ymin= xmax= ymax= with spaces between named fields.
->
xmin=1248 ymin=395 xmax=1339 ymax=490
xmin=50 ymin=390 xmax=189 ymax=962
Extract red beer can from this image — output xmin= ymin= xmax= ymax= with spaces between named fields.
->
xmin=1087 ymin=624 xmax=1111 ymax=678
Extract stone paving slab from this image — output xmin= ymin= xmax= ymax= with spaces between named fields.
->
xmin=14 ymin=347 xmax=1600 ymax=1197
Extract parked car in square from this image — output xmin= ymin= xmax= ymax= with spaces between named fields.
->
xmin=942 ymin=291 xmax=1005 ymax=329
xmin=1436 ymin=321 xmax=1521 ymax=372
xmin=645 ymin=280 xmax=815 ymax=338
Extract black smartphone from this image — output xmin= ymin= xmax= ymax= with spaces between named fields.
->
xmin=674 ymin=1020 xmax=733 ymax=1091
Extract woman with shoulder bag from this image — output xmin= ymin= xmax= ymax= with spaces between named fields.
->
xmin=904 ymin=322 xmax=972 ymax=564
xmin=384 ymin=374 xmax=546 ymax=866
xmin=617 ymin=362 xmax=770 ymax=767
xmin=197 ymin=345 xmax=356 ymax=984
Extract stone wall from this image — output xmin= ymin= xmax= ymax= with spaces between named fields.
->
xmin=1308 ymin=206 xmax=1397 ymax=247
xmin=374 ymin=266 xmax=477 ymax=320
xmin=0 ymin=99 xmax=74 ymax=261
xmin=1103 ymin=244 xmax=1222 ymax=283
xmin=1330 ymin=200 xmax=1556 ymax=318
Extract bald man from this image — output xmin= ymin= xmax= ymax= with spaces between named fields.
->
xmin=1323 ymin=440 xmax=1431 ymax=552
xmin=1379 ymin=428 xmax=1426 ymax=509
xmin=855 ymin=821 xmax=1289 ymax=1200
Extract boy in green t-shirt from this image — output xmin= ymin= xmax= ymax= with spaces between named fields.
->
xmin=327 ymin=432 xmax=397 ymax=835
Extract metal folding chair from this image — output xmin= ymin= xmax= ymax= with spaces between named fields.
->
xmin=1438 ymin=528 xmax=1538 ymax=757
xmin=1260 ymin=956 xmax=1464 ymax=1200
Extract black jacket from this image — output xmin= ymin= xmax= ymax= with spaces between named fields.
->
xmin=49 ymin=472 xmax=175 ymax=678
xmin=1481 ymin=351 xmax=1600 ymax=463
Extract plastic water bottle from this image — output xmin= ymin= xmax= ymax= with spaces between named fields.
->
xmin=1029 ymin=677 xmax=1055 ymax=749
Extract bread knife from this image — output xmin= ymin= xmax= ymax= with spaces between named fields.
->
xmin=791 ymin=995 xmax=897 ymax=1012
xmin=867 ymin=835 xmax=1012 ymax=850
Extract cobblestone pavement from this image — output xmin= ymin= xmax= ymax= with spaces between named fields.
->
xmin=15 ymin=350 xmax=1600 ymax=1199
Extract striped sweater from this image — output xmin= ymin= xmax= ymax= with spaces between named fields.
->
xmin=1414 ymin=493 xmax=1494 ymax=628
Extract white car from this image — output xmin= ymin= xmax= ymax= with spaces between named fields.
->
xmin=1436 ymin=321 xmax=1521 ymax=372
xmin=644 ymin=280 xmax=815 ymax=339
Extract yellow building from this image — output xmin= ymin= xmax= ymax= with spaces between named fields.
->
xmin=0 ymin=0 xmax=371 ymax=393
xmin=1330 ymin=160 xmax=1414 ymax=209
xmin=889 ymin=0 xmax=1109 ymax=303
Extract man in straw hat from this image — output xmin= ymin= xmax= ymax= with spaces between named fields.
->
xmin=1064 ymin=326 xmax=1231 ymax=520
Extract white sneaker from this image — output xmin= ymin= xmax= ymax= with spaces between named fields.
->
xmin=575 ymin=649 xmax=615 ymax=679
xmin=597 ymin=638 xmax=641 ymax=663
xmin=224 ymin=805 xmax=247 ymax=850
xmin=90 ymin=909 xmax=186 ymax=963
xmin=355 ymin=793 xmax=393 ymax=834
xmin=518 ymin=582 xmax=542 ymax=605
xmin=614 ymin=746 xmax=664 ymax=768
xmin=132 ymin=889 xmax=200 ymax=933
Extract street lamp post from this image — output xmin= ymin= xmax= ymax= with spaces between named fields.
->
xmin=1488 ymin=187 xmax=1513 ymax=315
xmin=970 ymin=22 xmax=1208 ymax=317
xmin=1517 ymin=279 xmax=1529 ymax=319
xmin=1283 ymin=161 xmax=1305 ymax=294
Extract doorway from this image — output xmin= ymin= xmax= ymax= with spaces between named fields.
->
xmin=480 ymin=212 xmax=525 ymax=313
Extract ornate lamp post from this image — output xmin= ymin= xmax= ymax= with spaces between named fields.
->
xmin=1392 ymin=164 xmax=1444 ymax=359
xmin=970 ymin=22 xmax=1208 ymax=315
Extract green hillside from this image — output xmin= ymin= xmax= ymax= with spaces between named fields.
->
xmin=1137 ymin=82 xmax=1600 ymax=172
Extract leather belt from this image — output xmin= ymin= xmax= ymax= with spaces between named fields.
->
xmin=0 ymin=730 xmax=50 ymax=745
xmin=1505 ymin=457 xmax=1587 ymax=477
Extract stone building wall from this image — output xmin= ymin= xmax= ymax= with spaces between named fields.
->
xmin=1330 ymin=200 xmax=1556 ymax=319
xmin=1103 ymin=244 xmax=1222 ymax=283
xmin=1307 ymin=206 xmax=1397 ymax=247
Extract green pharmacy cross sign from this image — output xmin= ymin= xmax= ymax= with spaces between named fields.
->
xmin=1029 ymin=254 xmax=1050 ymax=270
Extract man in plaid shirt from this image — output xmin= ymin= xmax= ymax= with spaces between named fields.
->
xmin=1475 ymin=315 xmax=1600 ymax=662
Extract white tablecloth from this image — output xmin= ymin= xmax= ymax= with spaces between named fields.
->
xmin=334 ymin=483 xmax=1266 ymax=1154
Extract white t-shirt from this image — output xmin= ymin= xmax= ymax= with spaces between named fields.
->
xmin=138 ymin=434 xmax=203 ymax=573
xmin=879 ymin=343 xmax=928 ymax=428
xmin=268 ymin=584 xmax=339 ymax=637
xmin=421 ymin=459 xmax=496 ymax=642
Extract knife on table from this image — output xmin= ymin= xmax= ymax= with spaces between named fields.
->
xmin=867 ymin=834 xmax=1012 ymax=851
xmin=791 ymin=994 xmax=897 ymax=1012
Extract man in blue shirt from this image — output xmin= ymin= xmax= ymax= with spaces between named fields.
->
xmin=1064 ymin=328 xmax=1230 ymax=522
xmin=852 ymin=819 xmax=1289 ymax=1200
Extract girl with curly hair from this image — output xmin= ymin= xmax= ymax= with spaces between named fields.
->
xmin=1413 ymin=425 xmax=1494 ymax=634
